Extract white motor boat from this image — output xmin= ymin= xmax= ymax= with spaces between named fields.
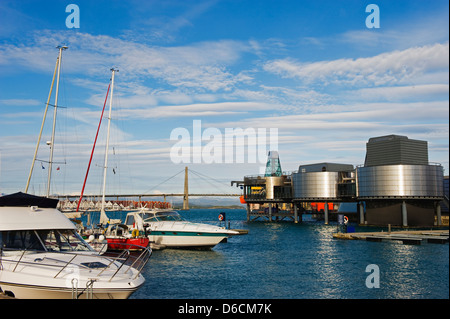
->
xmin=0 ymin=192 xmax=150 ymax=299
xmin=124 ymin=209 xmax=239 ymax=249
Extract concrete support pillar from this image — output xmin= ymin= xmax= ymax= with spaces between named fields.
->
xmin=436 ymin=202 xmax=442 ymax=226
xmin=401 ymin=201 xmax=408 ymax=227
xmin=268 ymin=203 xmax=272 ymax=222
xmin=324 ymin=201 xmax=329 ymax=225
xmin=246 ymin=203 xmax=250 ymax=222
xmin=359 ymin=201 xmax=365 ymax=225
xmin=294 ymin=204 xmax=298 ymax=223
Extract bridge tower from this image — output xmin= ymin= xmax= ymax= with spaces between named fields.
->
xmin=183 ymin=166 xmax=189 ymax=210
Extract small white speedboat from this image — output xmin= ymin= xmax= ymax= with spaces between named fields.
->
xmin=0 ymin=192 xmax=150 ymax=299
xmin=124 ymin=209 xmax=239 ymax=249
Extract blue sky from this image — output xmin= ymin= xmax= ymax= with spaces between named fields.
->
xmin=0 ymin=0 xmax=448 ymax=197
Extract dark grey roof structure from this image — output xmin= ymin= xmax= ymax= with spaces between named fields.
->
xmin=364 ymin=134 xmax=428 ymax=166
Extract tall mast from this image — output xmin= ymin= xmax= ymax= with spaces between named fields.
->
xmin=25 ymin=49 xmax=60 ymax=193
xmin=46 ymin=45 xmax=68 ymax=197
xmin=100 ymin=68 xmax=118 ymax=224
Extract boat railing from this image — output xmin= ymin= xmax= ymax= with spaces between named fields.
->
xmin=71 ymin=277 xmax=95 ymax=299
xmin=0 ymin=244 xmax=151 ymax=282
xmin=97 ymin=248 xmax=130 ymax=278
xmin=130 ymin=245 xmax=152 ymax=279
xmin=93 ymin=243 xmax=151 ymax=281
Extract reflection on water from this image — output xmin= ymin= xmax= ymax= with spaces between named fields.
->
xmin=93 ymin=209 xmax=448 ymax=299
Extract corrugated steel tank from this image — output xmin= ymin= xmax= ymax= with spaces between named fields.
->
xmin=356 ymin=164 xmax=444 ymax=198
xmin=292 ymin=171 xmax=339 ymax=199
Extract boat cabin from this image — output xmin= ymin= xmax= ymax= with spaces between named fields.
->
xmin=124 ymin=210 xmax=182 ymax=227
xmin=1 ymin=228 xmax=93 ymax=253
xmin=0 ymin=192 xmax=94 ymax=253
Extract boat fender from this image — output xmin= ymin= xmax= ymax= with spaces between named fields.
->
xmin=132 ymin=229 xmax=139 ymax=238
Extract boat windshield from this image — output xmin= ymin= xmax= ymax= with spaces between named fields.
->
xmin=142 ymin=211 xmax=183 ymax=222
xmin=0 ymin=229 xmax=94 ymax=252
xmin=155 ymin=211 xmax=183 ymax=221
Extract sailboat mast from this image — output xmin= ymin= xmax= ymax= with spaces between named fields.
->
xmin=46 ymin=45 xmax=67 ymax=197
xmin=100 ymin=68 xmax=118 ymax=219
xmin=25 ymin=50 xmax=59 ymax=193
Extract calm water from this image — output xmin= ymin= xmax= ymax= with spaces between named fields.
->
xmin=85 ymin=209 xmax=449 ymax=299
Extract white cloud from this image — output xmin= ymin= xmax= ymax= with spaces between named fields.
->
xmin=0 ymin=31 xmax=255 ymax=92
xmin=349 ymin=84 xmax=449 ymax=102
xmin=124 ymin=0 xmax=219 ymax=43
xmin=339 ymin=10 xmax=449 ymax=51
xmin=263 ymin=42 xmax=449 ymax=86
xmin=0 ymin=99 xmax=41 ymax=106
xmin=114 ymin=101 xmax=275 ymax=119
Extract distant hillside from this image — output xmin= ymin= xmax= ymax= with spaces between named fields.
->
xmin=170 ymin=196 xmax=245 ymax=209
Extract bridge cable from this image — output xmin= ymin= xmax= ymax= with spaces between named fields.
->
xmin=188 ymin=169 xmax=233 ymax=194
xmin=143 ymin=168 xmax=186 ymax=195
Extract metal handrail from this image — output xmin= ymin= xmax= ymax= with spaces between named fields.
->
xmin=107 ymin=250 xmax=131 ymax=282
xmin=97 ymin=249 xmax=130 ymax=277
xmin=85 ymin=279 xmax=96 ymax=299
xmin=12 ymin=250 xmax=26 ymax=272
xmin=54 ymin=254 xmax=77 ymax=278
xmin=71 ymin=278 xmax=78 ymax=299
xmin=1 ymin=245 xmax=151 ymax=281
xmin=126 ymin=246 xmax=152 ymax=279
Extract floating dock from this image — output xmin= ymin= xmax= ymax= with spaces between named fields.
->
xmin=333 ymin=229 xmax=449 ymax=245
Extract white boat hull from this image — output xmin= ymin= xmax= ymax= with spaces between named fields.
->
xmin=0 ymin=281 xmax=140 ymax=299
xmin=0 ymin=251 xmax=146 ymax=299
xmin=149 ymin=232 xmax=228 ymax=248
xmin=124 ymin=209 xmax=239 ymax=249
xmin=147 ymin=221 xmax=239 ymax=249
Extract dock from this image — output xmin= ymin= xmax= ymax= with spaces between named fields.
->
xmin=231 ymin=229 xmax=249 ymax=235
xmin=333 ymin=229 xmax=449 ymax=245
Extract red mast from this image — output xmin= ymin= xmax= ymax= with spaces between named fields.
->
xmin=76 ymin=82 xmax=111 ymax=212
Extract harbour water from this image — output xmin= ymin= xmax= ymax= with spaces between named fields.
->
xmin=84 ymin=208 xmax=449 ymax=299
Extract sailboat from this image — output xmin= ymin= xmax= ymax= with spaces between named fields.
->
xmin=0 ymin=47 xmax=150 ymax=299
xmin=77 ymin=68 xmax=149 ymax=252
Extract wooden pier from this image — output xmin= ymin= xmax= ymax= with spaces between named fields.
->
xmin=333 ymin=229 xmax=449 ymax=245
